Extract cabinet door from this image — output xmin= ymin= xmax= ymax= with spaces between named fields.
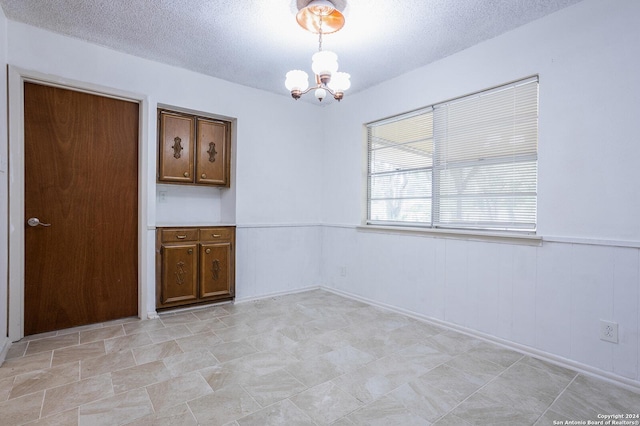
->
xmin=196 ymin=118 xmax=229 ymax=186
xmin=159 ymin=112 xmax=195 ymax=183
xmin=160 ymin=244 xmax=198 ymax=305
xmin=199 ymin=242 xmax=233 ymax=299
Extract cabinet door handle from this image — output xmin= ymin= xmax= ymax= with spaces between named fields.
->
xmin=207 ymin=142 xmax=217 ymax=163
xmin=205 ymin=248 xmax=211 ymax=254
xmin=172 ymin=137 xmax=183 ymax=159
xmin=212 ymin=234 xmax=221 ymax=238
xmin=201 ymin=173 xmax=207 ymax=179
xmin=183 ymin=171 xmax=189 ymax=177
xmin=212 ymin=259 xmax=221 ymax=280
xmin=187 ymin=248 xmax=193 ymax=254
xmin=176 ymin=235 xmax=187 ymax=239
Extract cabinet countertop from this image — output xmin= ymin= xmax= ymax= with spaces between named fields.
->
xmin=154 ymin=223 xmax=236 ymax=228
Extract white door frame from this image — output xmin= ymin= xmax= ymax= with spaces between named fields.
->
xmin=8 ymin=66 xmax=154 ymax=341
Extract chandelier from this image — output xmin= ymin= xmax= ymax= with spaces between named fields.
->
xmin=285 ymin=0 xmax=351 ymax=102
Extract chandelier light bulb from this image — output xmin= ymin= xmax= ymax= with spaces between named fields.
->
xmin=328 ymin=71 xmax=351 ymax=92
xmin=315 ymin=88 xmax=327 ymax=101
xmin=285 ymin=70 xmax=310 ymax=91
xmin=312 ymin=50 xmax=339 ymax=76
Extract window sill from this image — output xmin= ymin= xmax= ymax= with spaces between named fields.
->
xmin=357 ymin=225 xmax=542 ymax=246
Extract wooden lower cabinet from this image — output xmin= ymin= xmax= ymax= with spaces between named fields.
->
xmin=161 ymin=243 xmax=198 ymax=305
xmin=157 ymin=226 xmax=235 ymax=309
xmin=200 ymin=242 xmax=232 ymax=299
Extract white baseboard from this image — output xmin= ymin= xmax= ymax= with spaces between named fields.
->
xmin=155 ymin=301 xmax=233 ymax=315
xmin=234 ymin=285 xmax=321 ymax=304
xmin=322 ymin=286 xmax=640 ymax=393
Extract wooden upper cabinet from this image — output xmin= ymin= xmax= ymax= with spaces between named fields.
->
xmin=158 ymin=109 xmax=231 ymax=187
xmin=196 ymin=118 xmax=230 ymax=186
xmin=158 ymin=111 xmax=194 ymax=183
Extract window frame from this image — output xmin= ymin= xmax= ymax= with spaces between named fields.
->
xmin=366 ymin=76 xmax=539 ymax=234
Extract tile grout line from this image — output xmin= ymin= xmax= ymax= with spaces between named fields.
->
xmin=184 ymin=396 xmax=199 ymax=425
xmin=37 ymin=388 xmax=45 ymax=423
xmin=534 ymin=373 xmax=579 ymax=424
xmin=429 ymin=353 xmax=527 ymax=423
xmin=326 ymin=335 xmax=463 ymax=423
xmin=441 ymin=355 xmax=581 ymax=425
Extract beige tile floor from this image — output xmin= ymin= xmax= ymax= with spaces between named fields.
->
xmin=1 ymin=289 xmax=639 ymax=425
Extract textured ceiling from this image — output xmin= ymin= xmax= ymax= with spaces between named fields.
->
xmin=0 ymin=0 xmax=583 ymax=103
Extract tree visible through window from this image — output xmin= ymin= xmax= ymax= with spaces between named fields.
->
xmin=367 ymin=77 xmax=538 ymax=232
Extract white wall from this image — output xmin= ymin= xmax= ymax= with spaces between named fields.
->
xmin=4 ymin=21 xmax=324 ymax=332
xmin=321 ymin=0 xmax=640 ymax=385
xmin=236 ymin=225 xmax=322 ymax=301
xmin=0 ymin=6 xmax=9 ymax=360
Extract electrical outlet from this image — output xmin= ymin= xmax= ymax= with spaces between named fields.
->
xmin=600 ymin=320 xmax=618 ymax=343
xmin=158 ymin=190 xmax=167 ymax=203
xmin=339 ymin=266 xmax=347 ymax=277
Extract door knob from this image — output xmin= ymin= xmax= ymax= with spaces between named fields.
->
xmin=27 ymin=217 xmax=51 ymax=227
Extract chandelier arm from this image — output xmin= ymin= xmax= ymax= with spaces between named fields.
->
xmin=299 ymin=84 xmax=336 ymax=96
xmin=321 ymin=84 xmax=336 ymax=96
xmin=297 ymin=86 xmax=317 ymax=96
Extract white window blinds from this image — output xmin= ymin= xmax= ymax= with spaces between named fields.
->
xmin=367 ymin=108 xmax=434 ymax=225
xmin=367 ymin=76 xmax=538 ymax=232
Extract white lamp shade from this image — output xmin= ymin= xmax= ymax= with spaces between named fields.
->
xmin=328 ymin=71 xmax=351 ymax=92
xmin=315 ymin=88 xmax=327 ymax=100
xmin=312 ymin=50 xmax=338 ymax=76
xmin=285 ymin=70 xmax=309 ymax=91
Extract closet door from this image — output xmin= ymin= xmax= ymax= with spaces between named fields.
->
xmin=24 ymin=82 xmax=139 ymax=335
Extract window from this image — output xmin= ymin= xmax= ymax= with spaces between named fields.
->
xmin=367 ymin=76 xmax=538 ymax=232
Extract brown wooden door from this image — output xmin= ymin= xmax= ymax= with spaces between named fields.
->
xmin=196 ymin=118 xmax=229 ymax=186
xmin=24 ymin=82 xmax=139 ymax=336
